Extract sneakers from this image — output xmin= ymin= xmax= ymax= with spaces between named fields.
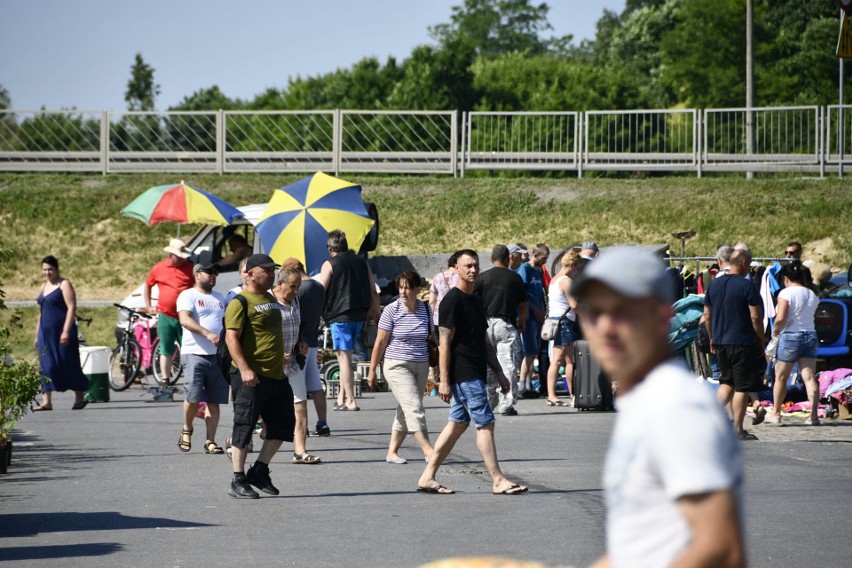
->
xmin=803 ymin=417 xmax=821 ymax=426
xmin=765 ymin=413 xmax=784 ymax=427
xmin=314 ymin=425 xmax=331 ymax=437
xmin=246 ymin=463 xmax=279 ymax=495
xmin=501 ymin=407 xmax=518 ymax=416
xmin=228 ymin=475 xmax=259 ymax=499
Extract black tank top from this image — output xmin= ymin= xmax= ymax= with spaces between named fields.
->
xmin=324 ymin=251 xmax=371 ymax=323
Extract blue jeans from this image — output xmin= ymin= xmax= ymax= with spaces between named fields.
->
xmin=777 ymin=330 xmax=818 ymax=362
xmin=449 ymin=379 xmax=495 ymax=428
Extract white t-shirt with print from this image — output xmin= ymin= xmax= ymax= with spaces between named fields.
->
xmin=603 ymin=360 xmax=743 ymax=568
xmin=176 ymin=288 xmax=225 ymax=355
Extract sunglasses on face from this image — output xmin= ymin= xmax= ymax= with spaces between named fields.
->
xmin=785 ymin=250 xmax=801 ymax=256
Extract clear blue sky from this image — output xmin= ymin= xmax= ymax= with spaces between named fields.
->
xmin=0 ymin=0 xmax=625 ymax=111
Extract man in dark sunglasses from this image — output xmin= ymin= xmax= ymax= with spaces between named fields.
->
xmin=784 ymin=242 xmax=802 ymax=260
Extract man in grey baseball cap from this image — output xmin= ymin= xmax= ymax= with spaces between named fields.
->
xmin=573 ymin=247 xmax=745 ymax=568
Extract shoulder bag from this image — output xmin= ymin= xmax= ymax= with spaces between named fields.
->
xmin=541 ymin=307 xmax=570 ymax=342
xmin=423 ymin=300 xmax=439 ymax=367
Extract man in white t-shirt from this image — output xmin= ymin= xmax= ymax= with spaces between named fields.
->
xmin=176 ymin=262 xmax=228 ymax=455
xmin=571 ymin=248 xmax=745 ymax=568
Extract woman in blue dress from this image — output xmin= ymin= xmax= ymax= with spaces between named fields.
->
xmin=32 ymin=255 xmax=89 ymax=410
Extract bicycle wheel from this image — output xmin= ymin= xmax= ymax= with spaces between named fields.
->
xmin=108 ymin=341 xmax=141 ymax=391
xmin=151 ymin=337 xmax=183 ymax=386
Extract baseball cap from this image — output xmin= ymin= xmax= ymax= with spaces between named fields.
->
xmin=571 ymin=247 xmax=673 ymax=304
xmin=507 ymin=243 xmax=528 ymax=255
xmin=581 ymin=241 xmax=599 ymax=252
xmin=193 ymin=262 xmax=219 ymax=275
xmin=281 ymin=257 xmax=305 ymax=272
xmin=245 ymin=254 xmax=279 ymax=271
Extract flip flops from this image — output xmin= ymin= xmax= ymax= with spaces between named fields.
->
xmin=493 ymin=484 xmax=529 ymax=495
xmin=417 ymin=484 xmax=454 ymax=494
xmin=32 ymin=405 xmax=53 ymax=412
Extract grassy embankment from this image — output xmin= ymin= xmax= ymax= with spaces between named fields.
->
xmin=2 ymin=172 xmax=851 ymax=361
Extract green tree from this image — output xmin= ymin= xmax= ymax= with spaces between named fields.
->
xmin=387 ymin=40 xmax=479 ymax=110
xmin=0 ymin=84 xmax=10 ymax=110
xmin=124 ymin=53 xmax=160 ymax=111
xmin=170 ymin=86 xmax=241 ymax=111
xmin=659 ymin=0 xmax=756 ymax=108
xmin=429 ymin=0 xmax=565 ymax=59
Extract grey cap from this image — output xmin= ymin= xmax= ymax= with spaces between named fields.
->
xmin=581 ymin=241 xmax=599 ymax=251
xmin=571 ymin=247 xmax=673 ymax=304
xmin=507 ymin=243 xmax=528 ymax=255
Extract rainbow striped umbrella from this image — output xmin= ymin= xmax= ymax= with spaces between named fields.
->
xmin=255 ymin=172 xmax=374 ymax=275
xmin=121 ymin=181 xmax=244 ymax=228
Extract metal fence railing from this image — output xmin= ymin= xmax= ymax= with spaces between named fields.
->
xmin=583 ymin=109 xmax=697 ymax=172
xmin=463 ymin=112 xmax=579 ymax=174
xmin=703 ymin=106 xmax=820 ymax=173
xmin=339 ymin=110 xmax=456 ymax=175
xmin=2 ymin=106 xmax=851 ymax=177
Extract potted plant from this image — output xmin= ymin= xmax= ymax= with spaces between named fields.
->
xmin=0 ymin=283 xmax=43 ymax=473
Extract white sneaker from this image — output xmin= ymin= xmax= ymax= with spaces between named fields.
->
xmin=802 ymin=418 xmax=821 ymax=426
xmin=765 ymin=413 xmax=784 ymax=427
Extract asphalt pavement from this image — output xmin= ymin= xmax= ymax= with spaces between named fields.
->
xmin=1 ymin=381 xmax=850 ymax=568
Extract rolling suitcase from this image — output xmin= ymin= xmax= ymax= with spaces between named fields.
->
xmin=572 ymin=340 xmax=614 ymax=411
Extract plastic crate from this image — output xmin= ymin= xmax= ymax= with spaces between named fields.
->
xmin=325 ymin=380 xmax=362 ymax=399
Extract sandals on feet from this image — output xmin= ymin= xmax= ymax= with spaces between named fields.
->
xmin=32 ymin=404 xmax=53 ymax=412
xmin=417 ymin=484 xmax=454 ymax=494
xmin=546 ymin=399 xmax=567 ymax=407
xmin=292 ymin=452 xmax=321 ymax=464
xmin=204 ymin=440 xmax=224 ymax=454
xmin=493 ymin=484 xmax=529 ymax=495
xmin=178 ymin=428 xmax=193 ymax=452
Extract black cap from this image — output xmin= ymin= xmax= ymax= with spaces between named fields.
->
xmin=193 ymin=262 xmax=220 ymax=275
xmin=245 ymin=254 xmax=279 ymax=271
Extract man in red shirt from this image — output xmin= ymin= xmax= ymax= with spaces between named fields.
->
xmin=144 ymin=238 xmax=195 ymax=385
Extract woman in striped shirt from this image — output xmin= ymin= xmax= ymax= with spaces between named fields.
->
xmin=368 ymin=271 xmax=435 ymax=464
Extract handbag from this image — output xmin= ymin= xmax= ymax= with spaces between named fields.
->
xmin=541 ymin=307 xmax=570 ymax=342
xmin=424 ymin=301 xmax=439 ymax=367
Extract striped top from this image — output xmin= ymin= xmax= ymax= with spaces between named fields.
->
xmin=378 ymin=298 xmax=431 ymax=362
xmin=278 ymin=298 xmax=301 ymax=375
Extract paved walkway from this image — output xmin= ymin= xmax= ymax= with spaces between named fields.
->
xmin=1 ymin=384 xmax=850 ymax=567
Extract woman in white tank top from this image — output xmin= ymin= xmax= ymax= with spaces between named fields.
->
xmin=544 ymin=252 xmax=588 ymax=407
xmin=768 ymin=261 xmax=820 ymax=426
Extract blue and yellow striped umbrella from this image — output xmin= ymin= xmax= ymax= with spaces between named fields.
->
xmin=255 ymin=172 xmax=375 ymax=275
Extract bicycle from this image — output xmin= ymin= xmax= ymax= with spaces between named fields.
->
xmin=109 ymin=304 xmax=148 ymax=391
xmin=151 ymin=333 xmax=182 ymax=386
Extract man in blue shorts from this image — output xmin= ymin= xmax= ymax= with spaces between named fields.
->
xmin=317 ymin=229 xmax=379 ymax=412
xmin=517 ymin=243 xmax=549 ymax=397
xmin=417 ymin=249 xmax=529 ymax=496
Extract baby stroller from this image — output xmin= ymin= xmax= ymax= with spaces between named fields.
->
xmin=668 ymin=294 xmax=711 ymax=378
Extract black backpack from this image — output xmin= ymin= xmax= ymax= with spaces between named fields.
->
xmin=217 ymin=294 xmax=248 ymax=378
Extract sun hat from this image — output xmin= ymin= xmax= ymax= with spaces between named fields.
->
xmin=163 ymin=238 xmax=191 ymax=259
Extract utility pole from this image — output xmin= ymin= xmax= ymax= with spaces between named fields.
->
xmin=746 ymin=0 xmax=755 ymax=180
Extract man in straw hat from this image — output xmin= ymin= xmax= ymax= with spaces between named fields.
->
xmin=144 ymin=238 xmax=195 ymax=386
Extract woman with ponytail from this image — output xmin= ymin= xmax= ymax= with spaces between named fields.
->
xmin=767 ymin=260 xmax=820 ymax=426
